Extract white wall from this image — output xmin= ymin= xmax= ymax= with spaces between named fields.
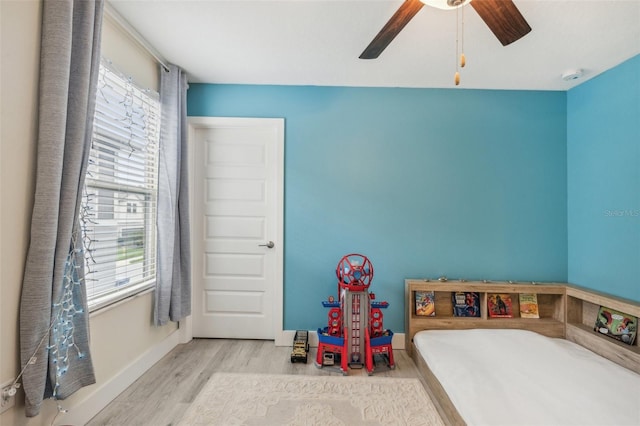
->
xmin=1 ymin=3 xmax=184 ymax=424
xmin=0 ymin=0 xmax=41 ymax=395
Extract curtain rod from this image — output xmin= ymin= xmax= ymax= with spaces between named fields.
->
xmin=104 ymin=2 xmax=170 ymax=72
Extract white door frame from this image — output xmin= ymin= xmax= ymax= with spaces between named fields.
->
xmin=180 ymin=116 xmax=285 ymax=345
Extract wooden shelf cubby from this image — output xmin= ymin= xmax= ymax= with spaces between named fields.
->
xmin=405 ymin=279 xmax=567 ymax=352
xmin=565 ymin=284 xmax=640 ymax=374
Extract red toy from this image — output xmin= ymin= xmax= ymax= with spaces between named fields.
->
xmin=315 ymin=253 xmax=394 ymax=375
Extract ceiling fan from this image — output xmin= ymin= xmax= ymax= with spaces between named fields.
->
xmin=359 ymin=0 xmax=532 ymax=59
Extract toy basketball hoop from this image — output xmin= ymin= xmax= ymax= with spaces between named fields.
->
xmin=336 ymin=253 xmax=374 ymax=291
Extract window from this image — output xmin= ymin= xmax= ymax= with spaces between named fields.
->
xmin=81 ymin=59 xmax=160 ymax=311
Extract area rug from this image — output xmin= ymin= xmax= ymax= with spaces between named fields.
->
xmin=178 ymin=372 xmax=444 ymax=425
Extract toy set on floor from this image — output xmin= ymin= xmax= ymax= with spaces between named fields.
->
xmin=313 ymin=253 xmax=394 ymax=375
xmin=290 ymin=330 xmax=309 ymax=363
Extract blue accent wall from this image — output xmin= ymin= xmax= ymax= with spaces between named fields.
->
xmin=188 ymin=85 xmax=568 ymax=332
xmin=567 ymin=55 xmax=640 ymax=302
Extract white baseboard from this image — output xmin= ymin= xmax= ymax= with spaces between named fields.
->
xmin=62 ymin=329 xmax=183 ymax=425
xmin=277 ymin=330 xmax=405 ymax=350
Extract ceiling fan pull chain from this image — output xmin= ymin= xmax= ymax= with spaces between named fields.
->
xmin=454 ymin=4 xmax=461 ymax=85
xmin=460 ymin=3 xmax=466 ymax=68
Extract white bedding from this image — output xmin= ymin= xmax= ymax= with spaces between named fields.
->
xmin=414 ymin=329 xmax=640 ymax=426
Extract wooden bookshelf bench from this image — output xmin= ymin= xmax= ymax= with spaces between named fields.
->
xmin=405 ymin=279 xmax=640 ymax=425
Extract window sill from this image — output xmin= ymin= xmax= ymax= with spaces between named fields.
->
xmin=88 ymin=280 xmax=155 ymax=317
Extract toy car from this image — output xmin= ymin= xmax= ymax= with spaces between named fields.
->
xmin=290 ymin=330 xmax=309 ymax=363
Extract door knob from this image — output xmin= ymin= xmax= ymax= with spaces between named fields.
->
xmin=259 ymin=241 xmax=275 ymax=249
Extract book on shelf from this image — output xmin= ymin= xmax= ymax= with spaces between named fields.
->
xmin=519 ymin=293 xmax=540 ymax=318
xmin=415 ymin=291 xmax=435 ymax=316
xmin=452 ymin=291 xmax=480 ymax=317
xmin=594 ymin=306 xmax=637 ymax=346
xmin=487 ymin=293 xmax=513 ymax=318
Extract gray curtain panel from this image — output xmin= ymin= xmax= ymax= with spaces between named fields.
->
xmin=155 ymin=64 xmax=192 ymax=326
xmin=19 ymin=0 xmax=103 ymax=417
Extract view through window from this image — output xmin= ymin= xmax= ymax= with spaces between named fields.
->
xmin=81 ymin=59 xmax=160 ymax=310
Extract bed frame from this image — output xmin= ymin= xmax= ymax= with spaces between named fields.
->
xmin=405 ymin=279 xmax=640 ymax=426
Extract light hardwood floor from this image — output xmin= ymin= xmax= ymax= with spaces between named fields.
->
xmin=86 ymin=338 xmax=426 ymax=425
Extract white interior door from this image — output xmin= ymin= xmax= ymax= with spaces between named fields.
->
xmin=189 ymin=117 xmax=284 ymax=339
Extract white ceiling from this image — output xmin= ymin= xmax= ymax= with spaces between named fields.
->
xmin=108 ymin=0 xmax=640 ymax=91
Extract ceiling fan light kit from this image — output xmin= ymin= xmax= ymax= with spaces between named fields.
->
xmin=420 ymin=0 xmax=470 ymax=10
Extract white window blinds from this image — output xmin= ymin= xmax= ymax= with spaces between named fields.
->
xmin=82 ymin=59 xmax=160 ymax=310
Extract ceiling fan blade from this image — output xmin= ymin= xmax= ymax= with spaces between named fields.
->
xmin=359 ymin=0 xmax=425 ymax=59
xmin=470 ymin=0 xmax=531 ymax=46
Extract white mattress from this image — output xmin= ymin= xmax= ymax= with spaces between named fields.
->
xmin=414 ymin=329 xmax=640 ymax=426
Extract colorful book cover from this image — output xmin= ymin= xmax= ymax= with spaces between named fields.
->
xmin=519 ymin=293 xmax=540 ymax=318
xmin=594 ymin=306 xmax=637 ymax=346
xmin=452 ymin=291 xmax=480 ymax=317
xmin=415 ymin=291 xmax=435 ymax=316
xmin=487 ymin=293 xmax=513 ymax=318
